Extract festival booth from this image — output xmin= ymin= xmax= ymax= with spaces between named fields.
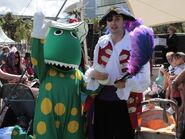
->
xmin=0 ymin=27 xmax=15 ymax=45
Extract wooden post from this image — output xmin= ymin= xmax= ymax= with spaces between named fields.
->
xmin=80 ymin=0 xmax=89 ymax=65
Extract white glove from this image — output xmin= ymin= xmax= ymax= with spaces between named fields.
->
xmin=31 ymin=12 xmax=51 ymax=39
xmin=84 ymin=67 xmax=100 ymax=91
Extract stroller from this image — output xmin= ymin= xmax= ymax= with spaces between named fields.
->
xmin=135 ymin=98 xmax=179 ymax=139
xmin=0 ymin=83 xmax=35 ymax=134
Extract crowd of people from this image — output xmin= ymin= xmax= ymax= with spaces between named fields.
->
xmin=0 ymin=45 xmax=35 ymax=83
xmin=150 ymin=26 xmax=185 ymax=138
xmin=0 ymin=45 xmax=27 ymax=83
xmin=0 ymin=44 xmax=39 ymax=128
xmin=0 ymin=5 xmax=185 ymax=139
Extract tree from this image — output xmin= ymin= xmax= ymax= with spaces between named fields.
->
xmin=2 ymin=12 xmax=16 ymax=39
xmin=14 ymin=18 xmax=32 ymax=44
xmin=1 ymin=12 xmax=32 ymax=45
xmin=0 ymin=18 xmax=5 ymax=27
xmin=66 ymin=10 xmax=81 ymax=21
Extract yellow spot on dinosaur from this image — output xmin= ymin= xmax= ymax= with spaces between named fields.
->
xmin=54 ymin=103 xmax=65 ymax=116
xmin=70 ymin=74 xmax=75 ymax=80
xmin=59 ymin=73 xmax=65 ymax=78
xmin=55 ymin=120 xmax=61 ymax=128
xmin=12 ymin=130 xmax=18 ymax=136
xmin=67 ymin=121 xmax=79 ymax=133
xmin=31 ymin=57 xmax=38 ymax=66
xmin=48 ymin=69 xmax=57 ymax=76
xmin=45 ymin=82 xmax=52 ymax=91
xmin=41 ymin=98 xmax=52 ymax=115
xmin=37 ymin=121 xmax=46 ymax=135
xmin=71 ymin=107 xmax=78 ymax=116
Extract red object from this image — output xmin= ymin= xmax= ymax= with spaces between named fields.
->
xmin=98 ymin=42 xmax=113 ymax=67
xmin=69 ymin=18 xmax=78 ymax=23
xmin=127 ymin=92 xmax=143 ymax=129
xmin=83 ymin=96 xmax=94 ymax=113
xmin=119 ymin=50 xmax=130 ymax=73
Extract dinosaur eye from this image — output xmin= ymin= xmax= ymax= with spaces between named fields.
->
xmin=70 ymin=32 xmax=77 ymax=39
xmin=54 ymin=29 xmax=63 ymax=35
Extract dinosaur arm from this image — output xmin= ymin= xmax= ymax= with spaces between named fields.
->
xmin=31 ymin=38 xmax=46 ymax=82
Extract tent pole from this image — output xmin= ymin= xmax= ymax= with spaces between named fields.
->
xmin=55 ymin=0 xmax=68 ymax=21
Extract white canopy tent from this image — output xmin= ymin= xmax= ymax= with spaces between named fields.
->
xmin=126 ymin=0 xmax=185 ymax=27
xmin=0 ymin=27 xmax=15 ymax=44
xmin=64 ymin=1 xmax=83 ymax=13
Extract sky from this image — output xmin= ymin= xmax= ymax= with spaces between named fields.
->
xmin=0 ymin=0 xmax=79 ymax=18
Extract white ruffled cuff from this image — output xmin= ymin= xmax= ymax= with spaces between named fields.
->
xmin=86 ymin=79 xmax=100 ymax=91
xmin=84 ymin=66 xmax=110 ymax=90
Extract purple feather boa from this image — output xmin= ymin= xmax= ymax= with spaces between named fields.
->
xmin=125 ymin=19 xmax=155 ymax=75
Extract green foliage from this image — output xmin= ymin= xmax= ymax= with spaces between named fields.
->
xmin=0 ymin=18 xmax=5 ymax=26
xmin=1 ymin=11 xmax=185 ymax=46
xmin=85 ymin=17 xmax=101 ymax=33
xmin=1 ymin=12 xmax=32 ymax=45
xmin=66 ymin=10 xmax=81 ymax=21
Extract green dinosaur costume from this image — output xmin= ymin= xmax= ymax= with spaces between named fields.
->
xmin=10 ymin=12 xmax=100 ymax=139
xmin=31 ymin=13 xmax=96 ymax=139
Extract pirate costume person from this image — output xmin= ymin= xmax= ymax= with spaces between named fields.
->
xmin=84 ymin=6 xmax=154 ymax=139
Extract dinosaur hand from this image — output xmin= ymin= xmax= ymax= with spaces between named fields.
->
xmin=31 ymin=12 xmax=51 ymax=39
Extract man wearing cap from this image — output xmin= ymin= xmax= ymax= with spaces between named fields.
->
xmin=85 ymin=5 xmax=151 ymax=139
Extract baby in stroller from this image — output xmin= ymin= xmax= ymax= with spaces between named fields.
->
xmin=135 ymin=98 xmax=178 ymax=139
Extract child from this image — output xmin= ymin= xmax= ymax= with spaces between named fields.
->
xmin=166 ymin=52 xmax=185 ymax=106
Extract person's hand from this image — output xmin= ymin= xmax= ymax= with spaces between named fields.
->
xmin=91 ymin=70 xmax=108 ymax=80
xmin=8 ymin=78 xmax=17 ymax=83
xmin=178 ymin=104 xmax=184 ymax=113
xmin=163 ymin=69 xmax=169 ymax=76
xmin=169 ymin=75 xmax=176 ymax=81
xmin=8 ymin=75 xmax=28 ymax=84
xmin=114 ymin=80 xmax=125 ymax=89
xmin=21 ymin=75 xmax=29 ymax=84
